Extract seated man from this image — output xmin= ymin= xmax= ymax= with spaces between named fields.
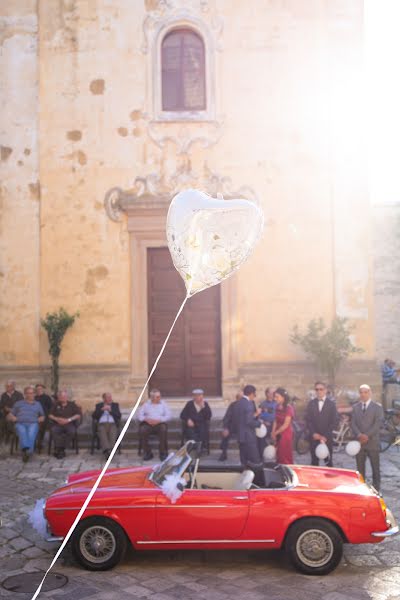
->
xmin=8 ymin=385 xmax=45 ymax=462
xmin=180 ymin=389 xmax=212 ymax=452
xmin=92 ymin=392 xmax=121 ymax=458
xmin=34 ymin=383 xmax=54 ymax=451
xmin=138 ymin=389 xmax=170 ymax=461
xmin=381 ymin=358 xmax=400 ymax=386
xmin=0 ymin=380 xmax=23 ymax=443
xmin=49 ymin=390 xmax=81 ymax=459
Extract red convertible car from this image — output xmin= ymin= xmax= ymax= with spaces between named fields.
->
xmin=44 ymin=441 xmax=398 ymax=575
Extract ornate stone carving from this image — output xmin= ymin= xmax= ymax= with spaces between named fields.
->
xmin=104 ymin=165 xmax=258 ymax=222
xmin=104 ymin=187 xmax=124 ymax=222
xmin=147 ymin=120 xmax=223 ymax=155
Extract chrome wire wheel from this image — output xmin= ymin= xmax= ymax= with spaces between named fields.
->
xmin=79 ymin=525 xmax=117 ymax=564
xmin=295 ymin=528 xmax=334 ymax=568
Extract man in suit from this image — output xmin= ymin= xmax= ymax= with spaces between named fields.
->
xmin=351 ymin=384 xmax=383 ymax=491
xmin=180 ymin=389 xmax=212 ymax=452
xmin=92 ymin=392 xmax=122 ymax=458
xmin=234 ymin=384 xmax=262 ymax=466
xmin=306 ymin=381 xmax=339 ymax=467
xmin=219 ymin=392 xmax=242 ymax=461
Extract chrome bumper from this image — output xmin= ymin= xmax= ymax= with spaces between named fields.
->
xmin=372 ymin=509 xmax=399 ymax=538
xmin=46 ymin=536 xmax=64 ymax=542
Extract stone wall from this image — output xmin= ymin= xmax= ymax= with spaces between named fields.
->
xmin=0 ymin=2 xmax=40 ymax=366
xmin=373 ymin=204 xmax=400 ymax=364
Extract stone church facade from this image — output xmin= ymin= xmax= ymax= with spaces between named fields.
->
xmin=1 ymin=1 xmax=387 ymax=410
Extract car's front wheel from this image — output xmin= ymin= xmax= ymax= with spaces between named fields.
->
xmin=72 ymin=517 xmax=128 ymax=571
xmin=285 ymin=518 xmax=343 ymax=575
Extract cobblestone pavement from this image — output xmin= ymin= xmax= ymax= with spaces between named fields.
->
xmin=1 ymin=442 xmax=400 ymax=600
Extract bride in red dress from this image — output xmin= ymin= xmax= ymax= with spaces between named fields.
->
xmin=271 ymin=387 xmax=294 ymax=464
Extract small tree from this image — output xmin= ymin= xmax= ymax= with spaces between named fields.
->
xmin=41 ymin=307 xmax=79 ymax=395
xmin=290 ymin=316 xmax=364 ymax=387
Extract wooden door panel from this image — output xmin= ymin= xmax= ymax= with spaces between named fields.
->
xmin=148 ymin=247 xmax=221 ymax=396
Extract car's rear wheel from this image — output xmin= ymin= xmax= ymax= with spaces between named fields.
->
xmin=285 ymin=518 xmax=343 ymax=575
xmin=72 ymin=517 xmax=127 ymax=571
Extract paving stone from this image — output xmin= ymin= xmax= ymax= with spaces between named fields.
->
xmin=0 ymin=527 xmax=19 ymax=540
xmin=123 ymin=584 xmax=154 ymax=597
xmin=0 ymin=554 xmax=25 ymax=571
xmin=345 ymin=555 xmax=383 ymax=567
xmin=9 ymin=536 xmax=33 ymax=551
xmin=21 ymin=545 xmax=48 ymax=559
xmin=23 ymin=557 xmax=54 ymax=571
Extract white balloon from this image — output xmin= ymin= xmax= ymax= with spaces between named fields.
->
xmin=167 ymin=189 xmax=264 ymax=296
xmin=346 ymin=440 xmax=361 ymax=457
xmin=263 ymin=445 xmax=276 ymax=461
xmin=315 ymin=443 xmax=330 ymax=460
xmin=256 ymin=423 xmax=267 ymax=438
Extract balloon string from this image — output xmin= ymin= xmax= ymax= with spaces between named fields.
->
xmin=31 ymin=292 xmax=190 ymax=600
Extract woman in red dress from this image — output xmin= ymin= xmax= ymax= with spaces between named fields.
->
xmin=272 ymin=387 xmax=294 ymax=464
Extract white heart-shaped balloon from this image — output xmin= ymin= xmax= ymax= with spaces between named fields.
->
xmin=255 ymin=423 xmax=267 ymax=438
xmin=167 ymin=189 xmax=264 ymax=296
xmin=345 ymin=440 xmax=361 ymax=457
xmin=315 ymin=443 xmax=330 ymax=460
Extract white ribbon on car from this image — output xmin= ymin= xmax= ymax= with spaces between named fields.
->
xmin=31 ymin=294 xmax=190 ymax=600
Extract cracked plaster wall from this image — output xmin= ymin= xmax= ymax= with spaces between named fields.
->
xmin=0 ymin=1 xmax=40 ymax=366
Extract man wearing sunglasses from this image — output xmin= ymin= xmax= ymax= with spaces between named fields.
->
xmin=306 ymin=381 xmax=339 ymax=467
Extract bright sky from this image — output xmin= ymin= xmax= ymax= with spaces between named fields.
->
xmin=365 ymin=0 xmax=400 ymax=204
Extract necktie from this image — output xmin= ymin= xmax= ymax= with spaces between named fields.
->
xmin=362 ymin=404 xmax=367 ymax=414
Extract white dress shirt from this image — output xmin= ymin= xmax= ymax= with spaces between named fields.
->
xmin=361 ymin=399 xmax=371 ymax=413
xmin=138 ymin=400 xmax=171 ymax=423
xmin=99 ymin=406 xmax=115 ymax=424
xmin=318 ymin=396 xmax=326 ymax=412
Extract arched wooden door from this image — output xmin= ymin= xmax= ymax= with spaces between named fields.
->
xmin=147 ymin=247 xmax=222 ymax=396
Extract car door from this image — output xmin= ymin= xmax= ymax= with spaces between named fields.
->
xmin=156 ymin=488 xmax=250 ymax=541
xmin=244 ymin=489 xmax=289 ymax=545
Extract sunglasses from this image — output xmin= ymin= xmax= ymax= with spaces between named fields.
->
xmin=315 ymin=387 xmax=325 ymax=391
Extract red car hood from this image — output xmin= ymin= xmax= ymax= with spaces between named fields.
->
xmin=51 ymin=466 xmax=154 ymax=495
xmin=291 ymin=465 xmax=370 ymax=494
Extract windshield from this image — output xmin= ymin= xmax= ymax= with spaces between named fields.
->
xmin=149 ymin=442 xmax=193 ymax=487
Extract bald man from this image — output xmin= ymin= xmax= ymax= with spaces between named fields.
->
xmin=351 ymin=384 xmax=383 ymax=491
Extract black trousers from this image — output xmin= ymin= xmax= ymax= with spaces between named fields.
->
xmin=310 ymin=438 xmax=334 ymax=467
xmin=52 ymin=423 xmax=76 ymax=451
xmin=184 ymin=423 xmax=208 ymax=448
xmin=139 ymin=422 xmax=168 ymax=455
xmin=220 ymin=433 xmax=237 ymax=453
xmin=356 ymin=446 xmax=380 ymax=491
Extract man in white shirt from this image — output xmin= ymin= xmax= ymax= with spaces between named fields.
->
xmin=138 ymin=389 xmax=171 ymax=460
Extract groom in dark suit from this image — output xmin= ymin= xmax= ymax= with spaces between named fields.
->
xmin=234 ymin=384 xmax=262 ymax=466
xmin=306 ymin=381 xmax=339 ymax=467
